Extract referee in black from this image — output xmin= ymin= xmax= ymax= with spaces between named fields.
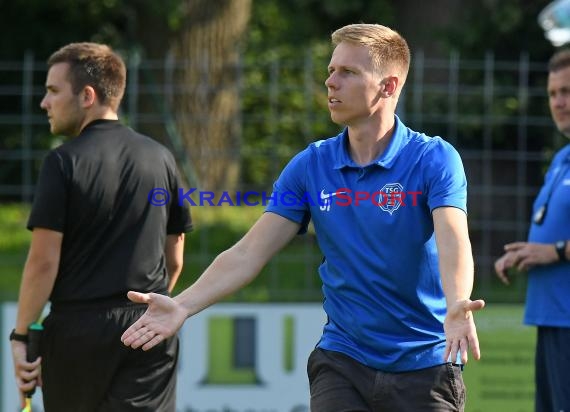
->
xmin=10 ymin=42 xmax=192 ymax=411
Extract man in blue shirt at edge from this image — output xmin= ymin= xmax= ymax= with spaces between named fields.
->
xmin=494 ymin=49 xmax=570 ymax=412
xmin=122 ymin=23 xmax=485 ymax=411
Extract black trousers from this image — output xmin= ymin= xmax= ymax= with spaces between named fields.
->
xmin=308 ymin=348 xmax=465 ymax=412
xmin=535 ymin=326 xmax=570 ymax=412
xmin=40 ymin=302 xmax=178 ymax=412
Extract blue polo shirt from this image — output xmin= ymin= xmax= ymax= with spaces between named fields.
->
xmin=525 ymin=144 xmax=570 ymax=328
xmin=266 ymin=115 xmax=467 ymax=372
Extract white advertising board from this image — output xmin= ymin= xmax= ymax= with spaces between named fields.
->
xmin=1 ymin=303 xmax=326 ymax=412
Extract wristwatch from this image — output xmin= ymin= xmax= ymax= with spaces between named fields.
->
xmin=9 ymin=329 xmax=28 ymax=343
xmin=555 ymin=240 xmax=567 ymax=262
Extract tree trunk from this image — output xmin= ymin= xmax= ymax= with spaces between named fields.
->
xmin=172 ymin=0 xmax=251 ymax=191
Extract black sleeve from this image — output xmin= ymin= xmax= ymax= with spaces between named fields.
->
xmin=166 ymin=172 xmax=192 ymax=235
xmin=27 ymin=150 xmax=68 ymax=232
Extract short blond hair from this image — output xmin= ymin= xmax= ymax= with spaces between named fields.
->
xmin=331 ymin=23 xmax=410 ymax=81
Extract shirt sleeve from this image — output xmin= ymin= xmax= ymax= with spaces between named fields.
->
xmin=423 ymin=138 xmax=468 ymax=213
xmin=166 ymin=168 xmax=193 ymax=235
xmin=27 ymin=150 xmax=68 ymax=232
xmin=265 ymin=148 xmax=312 ymax=234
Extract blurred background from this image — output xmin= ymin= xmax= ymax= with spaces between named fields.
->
xmin=0 ymin=0 xmax=563 ymax=302
xmin=0 ymin=1 xmax=566 ymax=410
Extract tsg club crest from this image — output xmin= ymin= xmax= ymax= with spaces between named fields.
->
xmin=378 ymin=182 xmax=404 ymax=215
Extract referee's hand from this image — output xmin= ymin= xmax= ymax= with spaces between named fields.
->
xmin=11 ymin=339 xmax=42 ymax=408
xmin=121 ymin=291 xmax=187 ymax=351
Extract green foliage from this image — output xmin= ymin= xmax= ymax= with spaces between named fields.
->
xmin=247 ymin=0 xmax=395 ymax=53
xmin=439 ymin=0 xmax=552 ymax=60
xmin=241 ymin=0 xmax=394 ymax=187
xmin=0 ymin=0 xmax=396 ymax=191
xmin=0 ymin=203 xmax=31 ymax=252
xmin=397 ymin=0 xmax=558 ymax=161
xmin=0 ymin=0 xmax=121 ymax=58
xmin=2 ymin=0 xmax=557 ymax=186
xmin=0 ymin=0 xmax=187 ymax=59
xmin=240 ymin=42 xmax=337 ymax=186
xmin=0 ymin=204 xmax=30 ymax=300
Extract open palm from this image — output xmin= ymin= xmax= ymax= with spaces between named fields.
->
xmin=121 ymin=292 xmax=187 ymax=351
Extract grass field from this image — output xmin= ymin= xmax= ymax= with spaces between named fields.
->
xmin=463 ymin=304 xmax=535 ymax=412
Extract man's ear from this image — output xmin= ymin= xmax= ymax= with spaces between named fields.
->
xmin=81 ymin=86 xmax=96 ymax=107
xmin=379 ymin=76 xmax=399 ymax=98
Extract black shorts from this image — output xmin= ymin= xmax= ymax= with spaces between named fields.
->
xmin=40 ymin=301 xmax=178 ymax=412
xmin=307 ymin=348 xmax=465 ymax=412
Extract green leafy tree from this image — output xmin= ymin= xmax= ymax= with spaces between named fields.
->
xmin=240 ymin=0 xmax=395 ymax=187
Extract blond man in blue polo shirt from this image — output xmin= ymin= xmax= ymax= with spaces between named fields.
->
xmin=122 ymin=23 xmax=485 ymax=412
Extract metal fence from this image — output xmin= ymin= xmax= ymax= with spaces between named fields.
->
xmin=0 ymin=49 xmax=561 ymax=302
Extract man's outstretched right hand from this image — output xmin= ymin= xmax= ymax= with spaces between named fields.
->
xmin=121 ymin=291 xmax=187 ymax=351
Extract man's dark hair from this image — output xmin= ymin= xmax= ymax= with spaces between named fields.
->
xmin=548 ymin=48 xmax=570 ymax=73
xmin=47 ymin=42 xmax=126 ymax=110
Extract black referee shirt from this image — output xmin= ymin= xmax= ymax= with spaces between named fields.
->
xmin=28 ymin=119 xmax=192 ymax=303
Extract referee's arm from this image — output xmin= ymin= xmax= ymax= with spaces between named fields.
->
xmin=165 ymin=233 xmax=185 ymax=293
xmin=12 ymin=228 xmax=61 ymax=398
xmin=15 ymin=228 xmax=62 ymax=334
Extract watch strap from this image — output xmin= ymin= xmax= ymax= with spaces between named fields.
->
xmin=9 ymin=329 xmax=28 ymax=343
xmin=556 ymin=241 xmax=567 ymax=262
